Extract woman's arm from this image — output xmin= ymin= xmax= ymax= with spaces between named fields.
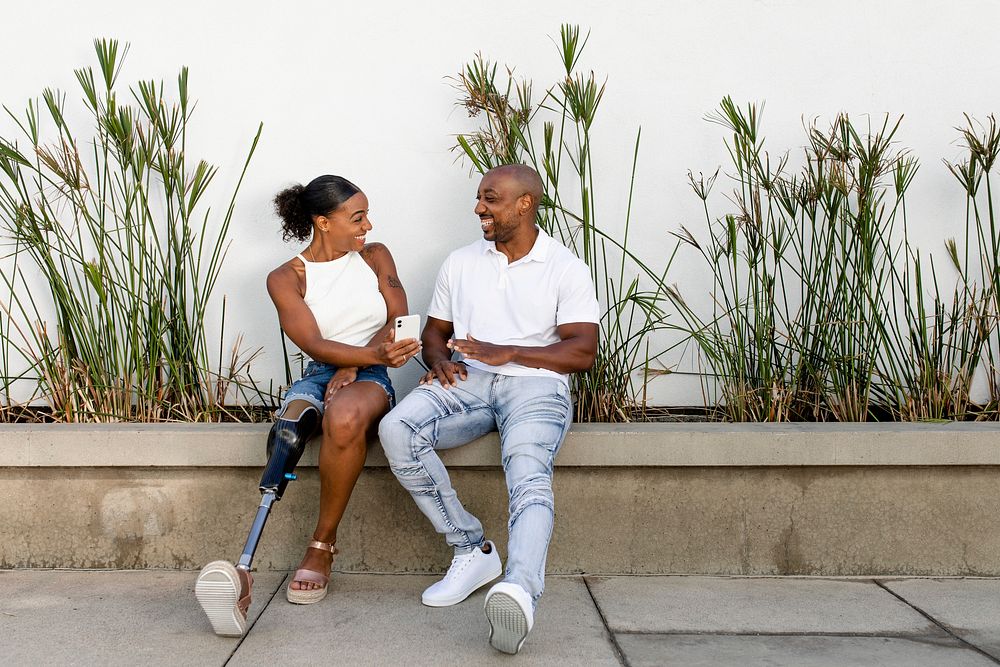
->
xmin=266 ymin=260 xmax=416 ymax=368
xmin=360 ymin=243 xmax=412 ymax=347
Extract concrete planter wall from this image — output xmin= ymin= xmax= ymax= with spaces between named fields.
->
xmin=1 ymin=423 xmax=999 ymax=575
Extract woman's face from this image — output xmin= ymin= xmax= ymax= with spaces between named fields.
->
xmin=316 ymin=191 xmax=371 ymax=252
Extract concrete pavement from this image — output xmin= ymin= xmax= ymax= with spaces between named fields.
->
xmin=1 ymin=571 xmax=998 ymax=666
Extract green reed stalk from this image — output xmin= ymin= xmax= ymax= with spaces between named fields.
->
xmin=0 ymin=39 xmax=266 ymax=422
xmin=942 ymin=114 xmax=1000 ymax=417
xmin=674 ymin=98 xmax=998 ymax=421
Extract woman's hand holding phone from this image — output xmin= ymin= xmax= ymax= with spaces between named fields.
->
xmin=370 ymin=316 xmax=421 ymax=368
xmin=372 ymin=334 xmax=420 ymax=368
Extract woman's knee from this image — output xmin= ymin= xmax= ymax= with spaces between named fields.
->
xmin=322 ymin=399 xmax=368 ymax=437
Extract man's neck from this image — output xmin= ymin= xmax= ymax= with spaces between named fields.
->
xmin=494 ymin=225 xmax=540 ymax=264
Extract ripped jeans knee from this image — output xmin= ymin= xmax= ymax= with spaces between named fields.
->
xmin=507 ymin=472 xmax=554 ymax=530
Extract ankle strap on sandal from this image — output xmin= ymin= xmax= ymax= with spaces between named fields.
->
xmin=308 ymin=540 xmax=338 ymax=554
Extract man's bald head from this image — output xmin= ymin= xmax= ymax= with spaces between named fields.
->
xmin=486 ymin=164 xmax=543 ymax=213
xmin=474 ymin=164 xmax=545 ymax=247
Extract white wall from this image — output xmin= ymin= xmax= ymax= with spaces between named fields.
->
xmin=2 ymin=0 xmax=997 ymax=405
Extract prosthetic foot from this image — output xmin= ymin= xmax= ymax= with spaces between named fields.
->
xmin=196 ymin=408 xmax=320 ymax=636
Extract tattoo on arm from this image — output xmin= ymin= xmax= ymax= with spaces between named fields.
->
xmin=387 ymin=274 xmax=402 ymax=289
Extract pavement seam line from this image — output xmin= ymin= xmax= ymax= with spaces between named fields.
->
xmin=873 ymin=578 xmax=1000 ymax=665
xmin=582 ymin=575 xmax=630 ymax=667
xmin=223 ymin=572 xmax=289 ymax=666
xmin=614 ymin=630 xmax=970 ymax=638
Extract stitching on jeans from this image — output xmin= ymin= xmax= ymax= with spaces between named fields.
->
xmin=426 ymin=417 xmax=475 ymax=547
xmin=394 ymin=380 xmax=492 ymax=551
xmin=507 ymin=495 xmax=554 ymax=531
xmin=489 ymin=374 xmax=500 ymax=415
xmin=422 ymin=385 xmax=487 ymax=419
xmin=406 ymin=414 xmax=477 ymax=549
xmin=397 ymin=430 xmax=470 ymax=540
xmin=411 ymin=405 xmax=492 ymax=434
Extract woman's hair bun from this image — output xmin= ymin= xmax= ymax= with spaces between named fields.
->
xmin=273 ymin=176 xmax=361 ymax=243
xmin=273 ymin=184 xmax=311 ymax=242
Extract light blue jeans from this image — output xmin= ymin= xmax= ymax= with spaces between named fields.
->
xmin=378 ymin=366 xmax=572 ymax=605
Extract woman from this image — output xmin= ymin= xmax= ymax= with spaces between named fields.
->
xmin=267 ymin=175 xmax=419 ymax=604
xmin=198 ymin=174 xmax=419 ymax=632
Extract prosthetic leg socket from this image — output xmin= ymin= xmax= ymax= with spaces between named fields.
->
xmin=237 ymin=407 xmax=320 ymax=570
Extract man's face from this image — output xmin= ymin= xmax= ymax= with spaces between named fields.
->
xmin=474 ymin=172 xmax=523 ymax=243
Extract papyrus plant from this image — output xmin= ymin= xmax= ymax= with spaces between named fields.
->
xmin=0 ymin=39 xmax=265 ymax=422
xmin=673 ymin=98 xmax=999 ymax=421
xmin=942 ymin=114 xmax=1000 ymax=417
xmin=452 ymin=25 xmax=677 ymax=422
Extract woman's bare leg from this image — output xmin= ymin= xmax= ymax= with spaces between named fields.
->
xmin=290 ymin=382 xmax=389 ymax=590
xmin=279 ymin=399 xmax=316 ymax=421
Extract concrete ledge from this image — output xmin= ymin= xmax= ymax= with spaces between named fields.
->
xmin=2 ymin=423 xmax=999 ymax=575
xmin=2 ymin=422 xmax=999 ymax=467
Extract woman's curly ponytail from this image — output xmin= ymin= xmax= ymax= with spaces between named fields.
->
xmin=273 ymin=175 xmax=361 ymax=243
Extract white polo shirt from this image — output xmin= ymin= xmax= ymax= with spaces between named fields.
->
xmin=426 ymin=228 xmax=600 ymax=382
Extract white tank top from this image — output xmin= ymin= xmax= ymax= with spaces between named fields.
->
xmin=297 ymin=251 xmax=387 ymax=348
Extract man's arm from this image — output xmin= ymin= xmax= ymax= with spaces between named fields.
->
xmin=419 ymin=316 xmax=468 ymax=388
xmin=448 ymin=322 xmax=599 ymax=374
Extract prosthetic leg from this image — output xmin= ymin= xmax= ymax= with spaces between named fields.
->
xmin=195 ymin=408 xmax=321 ymax=636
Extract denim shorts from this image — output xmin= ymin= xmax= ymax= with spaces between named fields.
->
xmin=278 ymin=361 xmax=395 ymax=416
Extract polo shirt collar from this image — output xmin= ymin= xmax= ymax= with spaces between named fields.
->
xmin=481 ymin=226 xmax=552 ymax=264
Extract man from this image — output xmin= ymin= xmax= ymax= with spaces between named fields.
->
xmin=378 ymin=164 xmax=599 ymax=654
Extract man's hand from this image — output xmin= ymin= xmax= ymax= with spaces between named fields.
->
xmin=419 ymin=360 xmax=468 ymax=389
xmin=448 ymin=335 xmax=515 ymax=367
xmin=324 ymin=367 xmax=358 ymax=405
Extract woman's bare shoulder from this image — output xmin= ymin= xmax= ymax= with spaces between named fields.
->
xmin=266 ymin=256 xmax=305 ymax=295
xmin=361 ymin=242 xmax=393 ymax=270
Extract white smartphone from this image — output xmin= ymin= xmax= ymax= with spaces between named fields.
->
xmin=394 ymin=314 xmax=420 ymax=342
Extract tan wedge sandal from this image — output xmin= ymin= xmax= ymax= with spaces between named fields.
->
xmin=286 ymin=540 xmax=338 ymax=605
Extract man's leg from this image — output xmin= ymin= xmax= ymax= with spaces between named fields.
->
xmin=379 ymin=368 xmax=503 ymax=605
xmin=484 ymin=374 xmax=572 ymax=654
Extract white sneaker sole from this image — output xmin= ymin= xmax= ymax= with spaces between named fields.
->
xmin=485 ymin=591 xmax=530 ymax=654
xmin=195 ymin=560 xmax=247 ymax=637
xmin=421 ymin=564 xmax=502 ymax=607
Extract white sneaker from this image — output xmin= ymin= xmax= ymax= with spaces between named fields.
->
xmin=421 ymin=540 xmax=502 ymax=607
xmin=484 ymin=581 xmax=534 ymax=654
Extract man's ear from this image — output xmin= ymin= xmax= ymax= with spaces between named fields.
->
xmin=517 ymin=194 xmax=533 ymax=216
